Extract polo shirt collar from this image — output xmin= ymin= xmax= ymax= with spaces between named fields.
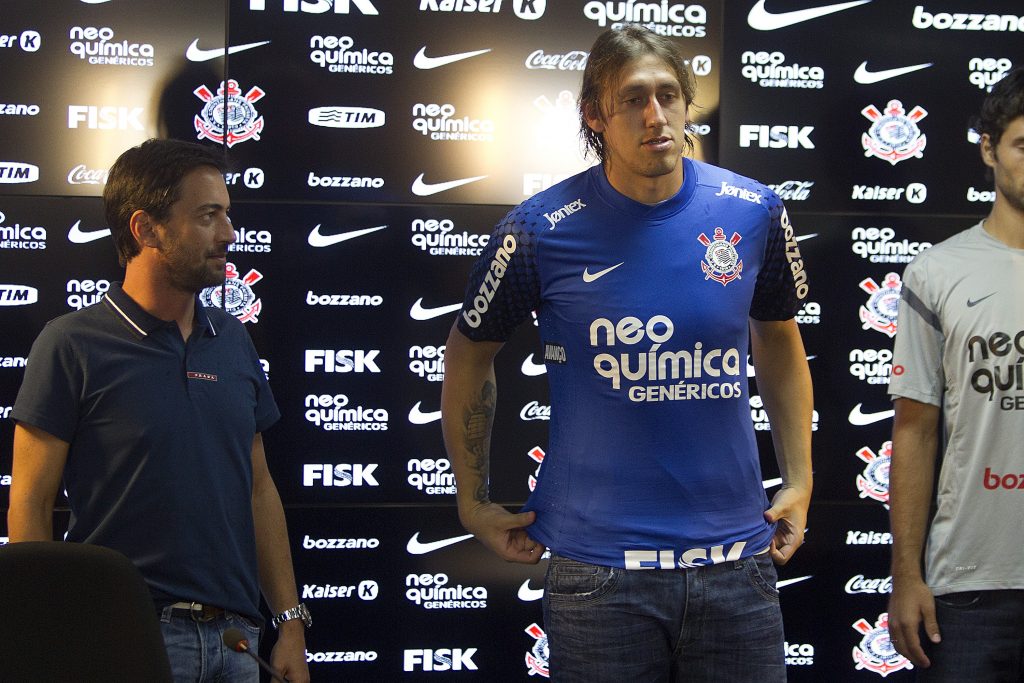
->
xmin=103 ymin=282 xmax=218 ymax=338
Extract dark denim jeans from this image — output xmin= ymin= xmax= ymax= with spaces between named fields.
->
xmin=543 ymin=552 xmax=786 ymax=682
xmin=158 ymin=606 xmax=261 ymax=682
xmin=918 ymin=590 xmax=1024 ymax=682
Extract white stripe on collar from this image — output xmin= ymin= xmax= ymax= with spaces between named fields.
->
xmin=103 ymin=293 xmax=147 ymax=337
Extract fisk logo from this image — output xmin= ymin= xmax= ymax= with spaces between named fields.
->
xmin=248 ymin=0 xmax=379 ymax=14
xmin=304 ymin=349 xmax=381 ymax=373
xmin=403 ymin=649 xmax=478 ymax=672
xmin=740 ymin=125 xmax=814 ymax=148
xmin=68 ymin=105 xmax=145 ymax=130
xmin=302 ymin=463 xmax=379 ymax=487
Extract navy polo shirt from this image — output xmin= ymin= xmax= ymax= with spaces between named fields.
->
xmin=12 ymin=283 xmax=279 ymax=618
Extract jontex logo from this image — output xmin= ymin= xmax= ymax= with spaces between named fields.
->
xmin=310 ymin=35 xmax=393 ymax=74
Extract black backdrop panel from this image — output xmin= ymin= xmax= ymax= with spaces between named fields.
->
xmin=0 ymin=0 xmax=1018 ymax=680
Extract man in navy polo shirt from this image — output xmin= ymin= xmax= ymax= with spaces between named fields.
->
xmin=8 ymin=138 xmax=310 ymax=683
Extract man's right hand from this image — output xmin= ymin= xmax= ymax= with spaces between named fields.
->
xmin=887 ymin=577 xmax=941 ymax=668
xmin=460 ymin=502 xmax=543 ymax=564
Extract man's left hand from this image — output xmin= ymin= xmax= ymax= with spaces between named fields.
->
xmin=270 ymin=622 xmax=310 ymax=683
xmin=763 ymin=485 xmax=811 ymax=565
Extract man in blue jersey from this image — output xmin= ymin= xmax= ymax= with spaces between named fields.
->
xmin=8 ymin=139 xmax=310 ymax=683
xmin=442 ymin=25 xmax=813 ymax=681
xmin=887 ymin=68 xmax=1024 ymax=680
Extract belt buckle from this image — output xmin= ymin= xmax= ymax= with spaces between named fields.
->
xmin=189 ymin=601 xmax=216 ymax=623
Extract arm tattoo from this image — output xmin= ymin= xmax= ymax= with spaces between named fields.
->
xmin=463 ymin=380 xmax=496 ymax=504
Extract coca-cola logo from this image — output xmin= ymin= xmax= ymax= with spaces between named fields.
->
xmin=768 ymin=180 xmax=813 ymax=201
xmin=525 ymin=49 xmax=587 ymax=71
xmin=520 ymin=400 xmax=550 ymax=421
xmin=845 ymin=574 xmax=892 ymax=594
xmin=67 ymin=164 xmax=109 ymax=185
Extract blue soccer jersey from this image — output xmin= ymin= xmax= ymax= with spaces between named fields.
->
xmin=458 ymin=158 xmax=807 ymax=569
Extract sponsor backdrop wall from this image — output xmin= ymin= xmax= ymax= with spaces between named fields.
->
xmin=0 ymin=0 xmax=1018 ymax=679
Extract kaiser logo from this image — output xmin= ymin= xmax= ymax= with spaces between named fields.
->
xmin=855 ymin=440 xmax=891 ymax=507
xmin=199 ymin=262 xmax=263 ymax=323
xmin=859 ymin=273 xmax=902 ymax=337
xmin=698 ymin=227 xmax=743 ymax=286
xmin=0 ymin=30 xmax=41 ymax=52
xmin=194 ymin=79 xmax=265 ymax=147
xmin=527 ymin=446 xmax=544 ymax=491
xmin=524 ymin=623 xmax=550 ymax=678
xmin=0 ymin=162 xmax=40 ymax=184
xmin=862 ymin=100 xmax=927 ymax=165
xmin=0 ymin=284 xmax=38 ymax=306
xmin=852 ymin=613 xmax=912 ymax=677
xmin=309 ymin=106 xmax=385 ymax=129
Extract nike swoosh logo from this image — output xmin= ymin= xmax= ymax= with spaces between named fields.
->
xmin=777 ymin=575 xmax=813 ymax=589
xmin=796 ymin=233 xmax=817 ymax=241
xmin=67 ymin=220 xmax=111 ymax=243
xmin=853 ymin=61 xmax=933 ymax=84
xmin=409 ymin=401 xmax=442 ymax=425
xmin=413 ymin=46 xmax=491 ymax=70
xmin=848 ymin=403 xmax=895 ymax=426
xmin=410 ymin=298 xmax=461 ymax=321
xmin=411 ymin=173 xmax=487 ymax=197
xmin=748 ymin=0 xmax=871 ymax=30
xmin=185 ymin=39 xmax=270 ymax=62
xmin=763 ymin=477 xmax=783 ymax=489
xmin=521 ymin=353 xmax=547 ymax=377
xmin=307 ymin=223 xmax=386 ymax=248
xmin=517 ymin=580 xmax=544 ymax=601
xmin=582 ymin=262 xmax=624 ymax=283
xmin=967 ymin=292 xmax=997 ymax=307
xmin=406 ymin=532 xmax=474 ymax=555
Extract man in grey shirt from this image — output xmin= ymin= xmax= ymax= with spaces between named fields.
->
xmin=887 ymin=68 xmax=1024 ymax=680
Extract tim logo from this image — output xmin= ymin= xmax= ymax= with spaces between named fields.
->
xmin=199 ymin=262 xmax=263 ymax=323
xmin=859 ymin=273 xmax=902 ymax=337
xmin=194 ymin=80 xmax=265 ymax=147
xmin=862 ymin=100 xmax=927 ymax=165
xmin=852 ymin=613 xmax=912 ymax=677
xmin=855 ymin=441 xmax=891 ymax=508
xmin=524 ymin=623 xmax=550 ymax=677
xmin=698 ymin=228 xmax=743 ymax=286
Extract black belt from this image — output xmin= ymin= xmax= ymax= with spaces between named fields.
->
xmin=163 ymin=601 xmax=226 ymax=622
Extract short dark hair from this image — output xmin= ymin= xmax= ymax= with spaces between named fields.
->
xmin=578 ymin=24 xmax=696 ymax=161
xmin=103 ymin=138 xmax=227 ymax=266
xmin=975 ymin=66 xmax=1024 ymax=148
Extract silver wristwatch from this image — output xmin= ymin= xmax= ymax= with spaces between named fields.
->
xmin=271 ymin=602 xmax=312 ymax=629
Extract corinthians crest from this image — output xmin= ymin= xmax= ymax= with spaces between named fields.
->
xmin=862 ymin=100 xmax=928 ymax=165
xmin=524 ymin=622 xmax=550 ymax=678
xmin=194 ymin=79 xmax=265 ymax=148
xmin=855 ymin=440 xmax=891 ymax=508
xmin=852 ymin=613 xmax=912 ymax=677
xmin=200 ymin=262 xmax=263 ymax=324
xmin=859 ymin=272 xmax=902 ymax=337
xmin=698 ymin=227 xmax=743 ymax=286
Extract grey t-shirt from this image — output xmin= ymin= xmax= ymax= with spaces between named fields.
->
xmin=889 ymin=221 xmax=1024 ymax=595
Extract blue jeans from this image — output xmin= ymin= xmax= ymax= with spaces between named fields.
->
xmin=543 ymin=552 xmax=785 ymax=682
xmin=918 ymin=590 xmax=1024 ymax=682
xmin=158 ymin=606 xmax=261 ymax=682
